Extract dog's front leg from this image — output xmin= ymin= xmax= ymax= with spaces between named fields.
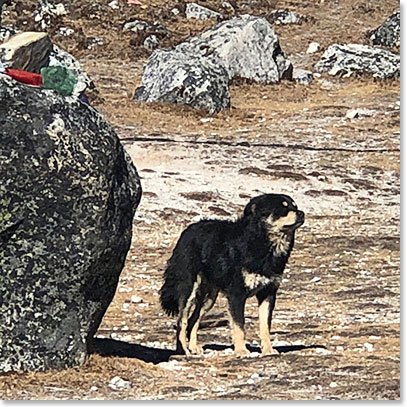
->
xmin=257 ymin=289 xmax=279 ymax=355
xmin=227 ymin=295 xmax=250 ymax=357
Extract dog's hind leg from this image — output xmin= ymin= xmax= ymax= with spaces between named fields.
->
xmin=257 ymin=288 xmax=279 ymax=355
xmin=187 ymin=289 xmax=218 ymax=354
xmin=176 ymin=274 xmax=202 ymax=355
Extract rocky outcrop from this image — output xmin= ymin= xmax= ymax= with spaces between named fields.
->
xmin=134 ymin=15 xmax=291 ymax=112
xmin=315 ymin=44 xmax=399 ymax=79
xmin=368 ymin=10 xmax=400 ymax=48
xmin=134 ymin=48 xmax=230 ymax=113
xmin=0 ymin=74 xmax=141 ymax=372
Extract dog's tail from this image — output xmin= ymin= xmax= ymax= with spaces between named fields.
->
xmin=160 ymin=226 xmax=201 ymax=316
xmin=159 ymin=262 xmax=180 ymax=316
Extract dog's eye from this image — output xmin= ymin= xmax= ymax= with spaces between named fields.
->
xmin=282 ymin=201 xmax=288 ymax=207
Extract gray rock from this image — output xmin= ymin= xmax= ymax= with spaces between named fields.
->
xmin=315 ymin=44 xmax=399 ymax=79
xmin=0 ymin=74 xmax=141 ymax=372
xmin=144 ymin=34 xmax=160 ymax=50
xmin=0 ymin=26 xmax=16 ymax=43
xmin=0 ymin=32 xmax=53 ymax=74
xmin=369 ymin=10 xmax=400 ymax=48
xmin=185 ymin=3 xmax=222 ymax=21
xmin=123 ymin=19 xmax=168 ymax=37
xmin=178 ymin=14 xmax=292 ymax=83
xmin=293 ymin=68 xmax=314 ymax=85
xmin=134 ymin=15 xmax=290 ymax=112
xmin=269 ymin=10 xmax=306 ymax=25
xmin=134 ymin=48 xmax=230 ymax=113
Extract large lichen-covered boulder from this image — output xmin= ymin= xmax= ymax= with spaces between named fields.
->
xmin=0 ymin=74 xmax=142 ymax=372
xmin=134 ymin=48 xmax=230 ymax=113
xmin=315 ymin=44 xmax=400 ymax=79
xmin=134 ymin=15 xmax=291 ymax=112
xmin=369 ymin=10 xmax=400 ymax=48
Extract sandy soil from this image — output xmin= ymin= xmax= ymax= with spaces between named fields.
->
xmin=0 ymin=0 xmax=400 ymax=400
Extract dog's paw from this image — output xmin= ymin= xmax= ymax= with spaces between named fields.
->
xmin=261 ymin=346 xmax=279 ymax=356
xmin=234 ymin=347 xmax=250 ymax=358
xmin=188 ymin=344 xmax=203 ymax=355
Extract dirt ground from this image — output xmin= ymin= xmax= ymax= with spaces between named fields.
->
xmin=0 ymin=0 xmax=400 ymax=400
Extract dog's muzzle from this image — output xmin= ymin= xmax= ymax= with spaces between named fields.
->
xmin=294 ymin=210 xmax=305 ymax=228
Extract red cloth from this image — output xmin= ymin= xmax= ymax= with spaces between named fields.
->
xmin=5 ymin=68 xmax=43 ymax=87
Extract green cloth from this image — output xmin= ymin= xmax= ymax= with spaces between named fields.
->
xmin=41 ymin=66 xmax=77 ymax=96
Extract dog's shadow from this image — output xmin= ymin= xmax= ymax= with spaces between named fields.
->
xmin=90 ymin=338 xmax=326 ymax=364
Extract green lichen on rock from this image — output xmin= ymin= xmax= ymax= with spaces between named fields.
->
xmin=0 ymin=74 xmax=142 ymax=372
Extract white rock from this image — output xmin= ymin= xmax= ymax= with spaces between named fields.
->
xmin=346 ymin=108 xmax=376 ymax=119
xmin=108 ymin=1 xmax=120 ymax=9
xmin=364 ymin=342 xmax=374 ymax=352
xmin=310 ymin=276 xmax=321 ymax=283
xmin=329 ymin=382 xmax=338 ymax=388
xmin=108 ymin=376 xmax=132 ymax=390
xmin=307 ymin=41 xmax=320 ymax=54
xmin=131 ymin=295 xmax=143 ymax=303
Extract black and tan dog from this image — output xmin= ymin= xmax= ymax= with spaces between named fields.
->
xmin=160 ymin=193 xmax=304 ymax=357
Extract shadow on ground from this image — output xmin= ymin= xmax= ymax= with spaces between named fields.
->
xmin=90 ymin=338 xmax=327 ymax=364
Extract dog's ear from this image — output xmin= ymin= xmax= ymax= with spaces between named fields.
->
xmin=243 ymin=202 xmax=256 ymax=217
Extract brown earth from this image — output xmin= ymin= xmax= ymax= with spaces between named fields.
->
xmin=0 ymin=0 xmax=400 ymax=400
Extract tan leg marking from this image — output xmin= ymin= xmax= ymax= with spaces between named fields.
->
xmin=188 ymin=292 xmax=218 ymax=354
xmin=258 ymin=299 xmax=273 ymax=355
xmin=232 ymin=322 xmax=249 ymax=357
xmin=176 ymin=275 xmax=201 ymax=355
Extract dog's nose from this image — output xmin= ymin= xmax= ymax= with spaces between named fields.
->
xmin=297 ymin=210 xmax=304 ymax=220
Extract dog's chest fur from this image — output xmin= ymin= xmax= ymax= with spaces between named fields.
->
xmin=242 ymin=269 xmax=282 ymax=292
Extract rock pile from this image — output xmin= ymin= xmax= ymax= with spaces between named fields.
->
xmin=134 ymin=15 xmax=292 ymax=112
xmin=315 ymin=11 xmax=400 ymax=80
xmin=0 ymin=74 xmax=142 ymax=372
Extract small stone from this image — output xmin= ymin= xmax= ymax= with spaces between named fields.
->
xmin=185 ymin=3 xmax=222 ymax=21
xmin=108 ymin=376 xmax=132 ymax=390
xmin=306 ymin=41 xmax=320 ymax=54
xmin=144 ymin=35 xmax=160 ymax=50
xmin=108 ymin=0 xmax=120 ymax=9
xmin=310 ymin=276 xmax=321 ymax=283
xmin=346 ymin=108 xmax=375 ymax=119
xmin=329 ymin=382 xmax=338 ymax=388
xmin=131 ymin=295 xmax=143 ymax=303
xmin=364 ymin=343 xmax=374 ymax=352
xmin=247 ymin=378 xmax=255 ymax=385
xmin=293 ymin=68 xmax=314 ymax=85
xmin=270 ymin=10 xmax=305 ymax=25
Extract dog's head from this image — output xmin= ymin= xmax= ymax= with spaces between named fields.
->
xmin=243 ymin=193 xmax=304 ymax=233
